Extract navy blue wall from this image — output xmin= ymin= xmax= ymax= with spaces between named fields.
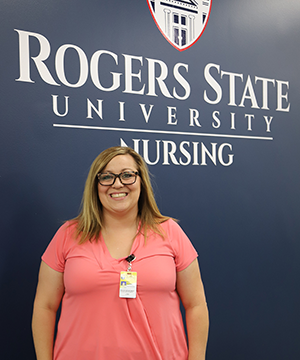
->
xmin=1 ymin=1 xmax=300 ymax=359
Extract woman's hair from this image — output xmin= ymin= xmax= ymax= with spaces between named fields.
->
xmin=72 ymin=146 xmax=170 ymax=244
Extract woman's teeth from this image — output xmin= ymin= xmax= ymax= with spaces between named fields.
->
xmin=110 ymin=193 xmax=127 ymax=198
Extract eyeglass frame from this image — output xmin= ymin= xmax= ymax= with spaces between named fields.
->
xmin=97 ymin=171 xmax=140 ymax=186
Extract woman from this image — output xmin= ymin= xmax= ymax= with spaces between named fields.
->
xmin=32 ymin=146 xmax=209 ymax=360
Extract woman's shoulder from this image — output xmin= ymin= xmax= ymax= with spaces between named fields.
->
xmin=42 ymin=221 xmax=80 ymax=271
xmin=160 ymin=218 xmax=181 ymax=231
xmin=56 ymin=220 xmax=77 ymax=233
xmin=158 ymin=218 xmax=189 ymax=239
xmin=51 ymin=220 xmax=79 ymax=244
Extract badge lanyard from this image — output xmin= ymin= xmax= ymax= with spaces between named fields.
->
xmin=119 ymin=254 xmax=137 ymax=299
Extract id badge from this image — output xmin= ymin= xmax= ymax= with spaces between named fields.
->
xmin=119 ymin=271 xmax=137 ymax=298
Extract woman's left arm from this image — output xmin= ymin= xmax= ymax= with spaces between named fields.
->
xmin=176 ymin=258 xmax=209 ymax=360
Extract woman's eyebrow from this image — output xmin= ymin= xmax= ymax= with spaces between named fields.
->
xmin=103 ymin=168 xmax=135 ymax=173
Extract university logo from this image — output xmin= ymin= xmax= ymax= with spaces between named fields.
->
xmin=147 ymin=0 xmax=212 ymax=51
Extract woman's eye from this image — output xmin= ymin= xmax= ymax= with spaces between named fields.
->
xmin=122 ymin=172 xmax=133 ymax=179
xmin=102 ymin=174 xmax=114 ymax=181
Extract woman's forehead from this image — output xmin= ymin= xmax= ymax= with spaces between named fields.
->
xmin=103 ymin=154 xmax=138 ymax=172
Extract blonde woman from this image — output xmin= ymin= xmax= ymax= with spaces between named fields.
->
xmin=32 ymin=146 xmax=209 ymax=360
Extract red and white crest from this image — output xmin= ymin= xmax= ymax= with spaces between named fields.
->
xmin=147 ymin=0 xmax=212 ymax=51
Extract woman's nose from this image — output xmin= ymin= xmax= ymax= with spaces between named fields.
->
xmin=112 ymin=176 xmax=123 ymax=187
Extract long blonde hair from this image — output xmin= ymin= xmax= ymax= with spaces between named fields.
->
xmin=72 ymin=146 xmax=170 ymax=244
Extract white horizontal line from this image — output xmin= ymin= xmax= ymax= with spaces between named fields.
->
xmin=53 ymin=124 xmax=273 ymax=141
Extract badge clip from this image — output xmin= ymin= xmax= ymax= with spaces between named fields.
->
xmin=125 ymin=254 xmax=136 ymax=271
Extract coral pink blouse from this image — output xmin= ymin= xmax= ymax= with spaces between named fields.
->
xmin=42 ymin=219 xmax=198 ymax=360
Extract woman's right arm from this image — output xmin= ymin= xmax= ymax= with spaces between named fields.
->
xmin=32 ymin=261 xmax=65 ymax=360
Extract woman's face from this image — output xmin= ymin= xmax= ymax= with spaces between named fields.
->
xmin=97 ymin=154 xmax=141 ymax=219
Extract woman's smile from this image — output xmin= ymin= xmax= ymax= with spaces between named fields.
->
xmin=109 ymin=192 xmax=128 ymax=199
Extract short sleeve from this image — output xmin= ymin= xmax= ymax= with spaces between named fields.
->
xmin=163 ymin=219 xmax=198 ymax=272
xmin=41 ymin=222 xmax=72 ymax=272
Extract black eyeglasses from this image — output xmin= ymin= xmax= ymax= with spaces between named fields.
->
xmin=97 ymin=171 xmax=140 ymax=186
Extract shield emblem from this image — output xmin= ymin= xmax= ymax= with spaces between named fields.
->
xmin=147 ymin=0 xmax=212 ymax=51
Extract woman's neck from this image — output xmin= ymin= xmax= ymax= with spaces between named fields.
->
xmin=102 ymin=210 xmax=139 ymax=231
xmin=101 ymin=211 xmax=140 ymax=259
